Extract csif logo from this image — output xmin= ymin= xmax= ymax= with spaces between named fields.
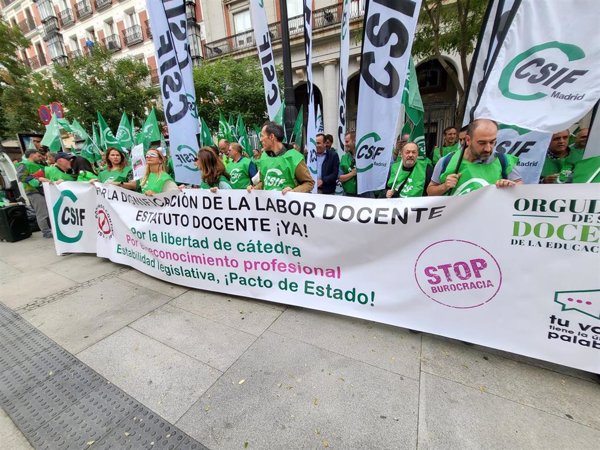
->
xmin=52 ymin=190 xmax=85 ymax=243
xmin=356 ymin=132 xmax=384 ymax=172
xmin=499 ymin=41 xmax=589 ymax=101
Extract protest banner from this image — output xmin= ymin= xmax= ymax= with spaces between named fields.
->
xmin=355 ymin=0 xmax=421 ymax=193
xmin=146 ymin=0 xmax=199 ymax=186
xmin=249 ymin=0 xmax=282 ymax=121
xmin=44 ymin=182 xmax=600 ymax=373
xmin=472 ymin=0 xmax=600 ymax=132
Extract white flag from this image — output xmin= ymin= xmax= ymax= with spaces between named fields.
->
xmin=496 ymin=125 xmax=551 ymax=184
xmin=337 ymin=0 xmax=351 ymax=153
xmin=355 ymin=0 xmax=421 ymax=194
xmin=463 ymin=0 xmax=518 ymax=126
xmin=473 ymin=0 xmax=600 ymax=133
xmin=146 ymin=0 xmax=199 ymax=185
xmin=249 ymin=0 xmax=282 ymax=121
xmin=304 ymin=0 xmax=317 ymax=192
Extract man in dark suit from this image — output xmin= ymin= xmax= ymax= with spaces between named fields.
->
xmin=315 ymin=133 xmax=340 ymax=194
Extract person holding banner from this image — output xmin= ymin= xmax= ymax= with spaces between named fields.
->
xmin=427 ymin=119 xmax=522 ymax=196
xmin=71 ymin=156 xmax=98 ymax=182
xmin=195 ymin=147 xmax=232 ymax=192
xmin=339 ymin=132 xmax=358 ymax=196
xmin=540 ymin=130 xmax=584 ymax=184
xmin=121 ymin=149 xmax=177 ymax=196
xmin=226 ymin=143 xmax=257 ymax=190
xmin=249 ymin=122 xmax=314 ymax=194
xmin=96 ymin=147 xmax=132 ymax=184
xmin=16 ymin=150 xmax=52 ymax=238
xmin=37 ymin=152 xmax=76 ymax=183
xmin=386 ymin=143 xmax=433 ymax=198
xmin=431 ymin=127 xmax=460 ymax=165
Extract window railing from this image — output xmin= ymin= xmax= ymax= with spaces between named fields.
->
xmin=203 ymin=1 xmax=362 ymax=60
xmin=75 ymin=0 xmax=92 ymax=20
xmin=42 ymin=16 xmax=60 ymax=37
xmin=95 ymin=0 xmax=112 ymax=11
xmin=59 ymin=9 xmax=75 ymax=27
xmin=102 ymin=34 xmax=121 ymax=52
xmin=123 ymin=24 xmax=143 ymax=46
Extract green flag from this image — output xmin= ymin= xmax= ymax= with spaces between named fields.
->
xmin=236 ymin=114 xmax=252 ymax=157
xmin=137 ymin=108 xmax=162 ymax=149
xmin=80 ymin=138 xmax=102 ymax=164
xmin=289 ymin=105 xmax=304 ymax=145
xmin=402 ymin=57 xmax=426 ymax=157
xmin=57 ymin=118 xmax=73 ymax=132
xmin=218 ymin=112 xmax=234 ymax=142
xmin=97 ymin=111 xmax=120 ymax=150
xmin=572 ymin=156 xmax=600 ymax=183
xmin=41 ymin=114 xmax=62 ymax=152
xmin=199 ymin=116 xmax=214 ymax=147
xmin=116 ymin=112 xmax=134 ymax=150
xmin=71 ymin=119 xmax=89 ymax=141
xmin=273 ymin=103 xmax=287 ymax=141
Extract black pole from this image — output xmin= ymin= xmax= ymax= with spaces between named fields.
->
xmin=279 ymin=0 xmax=297 ymax=142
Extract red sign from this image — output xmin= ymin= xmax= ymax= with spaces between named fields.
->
xmin=38 ymin=105 xmax=52 ymax=125
xmin=50 ymin=102 xmax=64 ymax=118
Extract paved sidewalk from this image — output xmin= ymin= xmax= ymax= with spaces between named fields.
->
xmin=1 ymin=233 xmax=599 ymax=449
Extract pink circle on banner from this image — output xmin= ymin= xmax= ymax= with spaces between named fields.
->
xmin=414 ymin=239 xmax=503 ymax=309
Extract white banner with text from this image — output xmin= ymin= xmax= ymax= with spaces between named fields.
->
xmin=44 ymin=183 xmax=600 ymax=373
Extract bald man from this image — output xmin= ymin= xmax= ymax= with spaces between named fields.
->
xmin=386 ymin=142 xmax=433 ymax=198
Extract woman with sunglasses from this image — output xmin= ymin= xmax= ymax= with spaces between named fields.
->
xmin=195 ymin=146 xmax=231 ymax=192
xmin=120 ymin=149 xmax=177 ymax=196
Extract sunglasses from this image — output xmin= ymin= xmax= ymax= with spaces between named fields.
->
xmin=146 ymin=152 xmax=160 ymax=158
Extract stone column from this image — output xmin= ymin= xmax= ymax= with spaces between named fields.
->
xmin=320 ymin=59 xmax=338 ymax=139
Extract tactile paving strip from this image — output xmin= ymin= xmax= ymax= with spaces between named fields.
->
xmin=0 ymin=303 xmax=208 ymax=450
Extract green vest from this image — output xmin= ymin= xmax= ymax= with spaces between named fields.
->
xmin=227 ymin=157 xmax=252 ymax=189
xmin=258 ymin=149 xmax=304 ymax=191
xmin=541 ymin=149 xmax=585 ymax=180
xmin=201 ymin=175 xmax=231 ymax=189
xmin=339 ymin=153 xmax=357 ymax=194
xmin=98 ymin=166 xmax=132 ymax=183
xmin=572 ymin=156 xmax=600 ymax=183
xmin=440 ymin=152 xmax=518 ymax=196
xmin=19 ymin=159 xmax=44 ymax=192
xmin=44 ymin=165 xmax=76 ymax=182
xmin=387 ymin=159 xmax=428 ymax=197
xmin=138 ymin=171 xmax=173 ymax=194
xmin=432 ymin=143 xmax=460 ymax=165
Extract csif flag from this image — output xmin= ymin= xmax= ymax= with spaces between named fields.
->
xmin=337 ymin=0 xmax=351 ymax=153
xmin=303 ymin=0 xmax=317 ymax=192
xmin=41 ymin=113 xmax=62 ymax=152
xmin=236 ymin=114 xmax=252 ymax=157
xmin=97 ymin=111 xmax=120 ymax=150
xmin=249 ymin=0 xmax=282 ymax=121
xmin=402 ymin=57 xmax=426 ymax=157
xmin=472 ymin=0 xmax=600 ymax=132
xmin=355 ymin=0 xmax=421 ymax=194
xmin=116 ymin=112 xmax=134 ymax=151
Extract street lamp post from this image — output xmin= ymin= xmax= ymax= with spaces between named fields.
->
xmin=279 ymin=0 xmax=297 ymax=142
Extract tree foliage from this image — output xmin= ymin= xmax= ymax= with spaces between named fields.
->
xmin=193 ymin=56 xmax=272 ymax=130
xmin=0 ymin=18 xmax=31 ymax=138
xmin=413 ymin=0 xmax=488 ymax=123
xmin=52 ymin=46 xmax=158 ymax=130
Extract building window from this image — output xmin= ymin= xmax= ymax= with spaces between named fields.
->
xmin=232 ymin=9 xmax=251 ymax=35
xmin=286 ymin=0 xmax=302 ymax=18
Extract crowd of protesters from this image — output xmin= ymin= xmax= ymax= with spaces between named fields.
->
xmin=11 ymin=117 xmax=597 ymax=239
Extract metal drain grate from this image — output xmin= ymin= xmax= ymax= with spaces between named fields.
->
xmin=0 ymin=303 xmax=208 ymax=450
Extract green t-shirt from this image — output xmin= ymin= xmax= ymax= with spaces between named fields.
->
xmin=44 ymin=165 xmax=76 ymax=182
xmin=440 ymin=152 xmax=519 ymax=196
xmin=137 ymin=171 xmax=174 ymax=194
xmin=339 ymin=153 xmax=357 ymax=195
xmin=572 ymin=156 xmax=600 ymax=183
xmin=432 ymin=143 xmax=460 ymax=165
xmin=18 ymin=159 xmax=44 ymax=192
xmin=541 ymin=148 xmax=585 ymax=181
xmin=227 ymin=157 xmax=253 ymax=189
xmin=258 ymin=149 xmax=304 ymax=191
xmin=98 ymin=166 xmax=132 ymax=183
xmin=387 ymin=159 xmax=428 ymax=197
